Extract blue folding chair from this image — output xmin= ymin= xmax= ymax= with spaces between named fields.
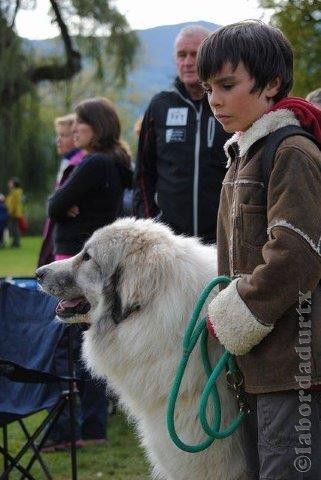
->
xmin=0 ymin=279 xmax=78 ymax=480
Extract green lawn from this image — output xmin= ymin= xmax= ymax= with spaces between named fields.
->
xmin=0 ymin=236 xmax=43 ymax=277
xmin=0 ymin=236 xmax=150 ymax=479
xmin=7 ymin=412 xmax=150 ymax=479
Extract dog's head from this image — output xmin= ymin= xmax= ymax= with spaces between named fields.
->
xmin=36 ymin=218 xmax=179 ymax=326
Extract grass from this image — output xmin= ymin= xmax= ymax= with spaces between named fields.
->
xmin=0 ymin=236 xmax=43 ymax=277
xmin=7 ymin=412 xmax=150 ymax=480
xmin=1 ymin=236 xmax=151 ymax=479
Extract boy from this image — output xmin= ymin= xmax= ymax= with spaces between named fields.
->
xmin=197 ymin=21 xmax=321 ymax=479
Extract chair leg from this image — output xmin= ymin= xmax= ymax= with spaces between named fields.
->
xmin=1 ymin=399 xmax=66 ymax=480
xmin=68 ymin=327 xmax=78 ymax=480
xmin=18 ymin=397 xmax=68 ymax=480
xmin=0 ymin=446 xmax=35 ymax=480
xmin=18 ymin=420 xmax=52 ymax=480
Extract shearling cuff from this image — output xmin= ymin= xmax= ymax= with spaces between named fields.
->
xmin=207 ymin=279 xmax=273 ymax=355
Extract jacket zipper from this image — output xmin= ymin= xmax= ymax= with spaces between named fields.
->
xmin=230 ymin=154 xmax=240 ymax=276
xmin=174 ymin=87 xmax=202 ymax=236
xmin=193 ymin=107 xmax=202 ymax=236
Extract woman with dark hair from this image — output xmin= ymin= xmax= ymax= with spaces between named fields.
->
xmin=48 ymin=97 xmax=132 ymax=258
xmin=45 ymin=97 xmax=132 ymax=451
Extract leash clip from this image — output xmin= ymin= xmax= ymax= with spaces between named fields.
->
xmin=226 ymin=370 xmax=251 ymax=415
xmin=226 ymin=370 xmax=243 ymax=390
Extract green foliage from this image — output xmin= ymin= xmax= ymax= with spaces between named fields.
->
xmin=259 ymin=0 xmax=321 ymax=97
xmin=49 ymin=0 xmax=139 ymax=85
xmin=0 ymin=90 xmax=58 ymax=195
xmin=0 ymin=0 xmax=139 ymax=203
xmin=0 ymin=10 xmax=30 ymax=104
xmin=38 ymin=68 xmax=144 ymax=161
xmin=25 ymin=196 xmax=49 ymax=235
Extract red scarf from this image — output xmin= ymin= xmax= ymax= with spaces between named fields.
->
xmin=269 ymin=96 xmax=321 ymax=142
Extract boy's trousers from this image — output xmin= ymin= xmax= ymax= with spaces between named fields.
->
xmin=242 ymin=390 xmax=321 ymax=479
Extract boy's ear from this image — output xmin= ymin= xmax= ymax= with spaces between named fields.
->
xmin=266 ymin=76 xmax=281 ymax=99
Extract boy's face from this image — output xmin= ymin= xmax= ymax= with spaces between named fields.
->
xmin=203 ymin=61 xmax=279 ymax=133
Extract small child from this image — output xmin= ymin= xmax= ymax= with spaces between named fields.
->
xmin=0 ymin=193 xmax=8 ymax=247
xmin=197 ymin=20 xmax=321 ymax=478
xmin=6 ymin=177 xmax=24 ymax=248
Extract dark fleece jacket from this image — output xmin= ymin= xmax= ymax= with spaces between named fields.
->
xmin=48 ymin=152 xmax=132 ymax=255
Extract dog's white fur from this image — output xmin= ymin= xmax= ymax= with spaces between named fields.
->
xmin=37 ymin=218 xmax=245 ymax=480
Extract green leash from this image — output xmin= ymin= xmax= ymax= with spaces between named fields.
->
xmin=166 ymin=275 xmax=248 ymax=453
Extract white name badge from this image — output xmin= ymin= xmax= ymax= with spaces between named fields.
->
xmin=166 ymin=108 xmax=188 ymax=126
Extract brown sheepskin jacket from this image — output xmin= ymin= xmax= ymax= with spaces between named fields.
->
xmin=208 ymin=109 xmax=321 ymax=394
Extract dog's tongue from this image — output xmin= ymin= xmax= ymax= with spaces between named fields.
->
xmin=56 ymin=296 xmax=91 ymax=318
xmin=60 ymin=298 xmax=84 ymax=308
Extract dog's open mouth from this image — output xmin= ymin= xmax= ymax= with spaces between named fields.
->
xmin=56 ymin=297 xmax=91 ymax=318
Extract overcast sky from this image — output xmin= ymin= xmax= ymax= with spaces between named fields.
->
xmin=16 ymin=0 xmax=272 ymax=40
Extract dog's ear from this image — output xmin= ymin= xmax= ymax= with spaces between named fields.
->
xmin=119 ymin=243 xmax=174 ymax=314
xmin=103 ymin=267 xmax=141 ymax=324
xmin=109 ymin=267 xmax=122 ymax=323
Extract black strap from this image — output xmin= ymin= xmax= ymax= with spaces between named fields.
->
xmin=261 ymin=125 xmax=321 ymax=190
xmin=0 ymin=358 xmax=77 ymax=383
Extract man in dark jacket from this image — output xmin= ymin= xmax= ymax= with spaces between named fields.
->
xmin=133 ymin=25 xmax=230 ymax=244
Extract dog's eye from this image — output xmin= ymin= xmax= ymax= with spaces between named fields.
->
xmin=82 ymin=252 xmax=91 ymax=262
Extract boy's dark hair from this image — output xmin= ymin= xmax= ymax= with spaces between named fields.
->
xmin=197 ymin=20 xmax=293 ymax=102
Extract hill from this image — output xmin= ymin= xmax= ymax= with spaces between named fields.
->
xmin=23 ymin=21 xmax=220 ymax=114
xmin=128 ymin=21 xmax=219 ymax=102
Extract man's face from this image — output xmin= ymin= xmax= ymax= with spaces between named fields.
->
xmin=202 ymin=61 xmax=279 ymax=133
xmin=56 ymin=124 xmax=75 ymax=155
xmin=175 ymin=33 xmax=206 ymax=88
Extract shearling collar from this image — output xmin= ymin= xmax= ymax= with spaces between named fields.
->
xmin=224 ymin=109 xmax=300 ymax=168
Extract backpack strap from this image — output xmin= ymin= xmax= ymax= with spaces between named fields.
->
xmin=261 ymin=125 xmax=321 ymax=191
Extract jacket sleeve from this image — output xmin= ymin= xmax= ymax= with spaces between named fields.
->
xmin=133 ymin=104 xmax=159 ymax=218
xmin=208 ymin=141 xmax=321 ymax=355
xmin=48 ymin=156 xmax=103 ymax=219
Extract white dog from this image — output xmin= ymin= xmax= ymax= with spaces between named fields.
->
xmin=37 ymin=218 xmax=245 ymax=480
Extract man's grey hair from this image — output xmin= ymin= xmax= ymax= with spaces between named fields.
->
xmin=174 ymin=25 xmax=211 ymax=50
xmin=306 ymin=88 xmax=321 ymax=107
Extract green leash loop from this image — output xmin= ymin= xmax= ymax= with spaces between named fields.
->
xmin=167 ymin=275 xmax=246 ymax=453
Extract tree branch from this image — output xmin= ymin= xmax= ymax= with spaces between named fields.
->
xmin=28 ymin=0 xmax=82 ymax=84
xmin=10 ymin=0 xmax=21 ymax=28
